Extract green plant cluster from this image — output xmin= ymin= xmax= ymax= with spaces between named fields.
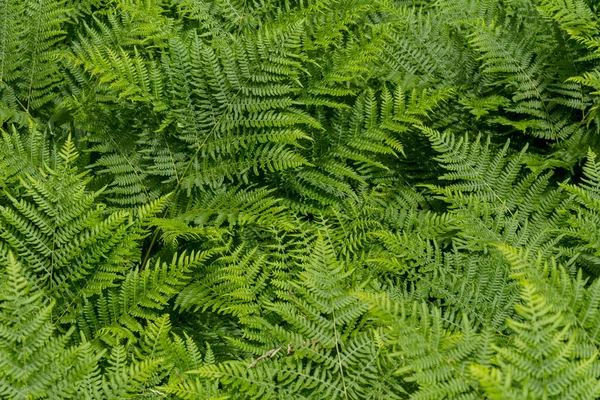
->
xmin=3 ymin=0 xmax=600 ymax=398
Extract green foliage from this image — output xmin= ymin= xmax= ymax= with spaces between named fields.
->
xmin=0 ymin=254 xmax=95 ymax=399
xmin=3 ymin=0 xmax=600 ymax=398
xmin=0 ymin=254 xmax=165 ymax=399
xmin=0 ymin=0 xmax=69 ymax=112
xmin=469 ymin=246 xmax=600 ymax=399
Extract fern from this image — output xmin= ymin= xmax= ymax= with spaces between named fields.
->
xmin=470 ymin=245 xmax=600 ymax=399
xmin=179 ymin=235 xmax=404 ymax=399
xmin=0 ymin=131 xmax=166 ymax=319
xmin=471 ymin=281 xmax=600 ymax=399
xmin=561 ymin=149 xmax=600 ymax=270
xmin=4 ymin=0 xmax=600 ymax=398
xmin=77 ymin=250 xmax=212 ymax=347
xmin=537 ymin=0 xmax=599 ymax=42
xmin=0 ymin=254 xmax=97 ymax=399
xmin=419 ymin=127 xmax=572 ymax=260
xmin=358 ymin=292 xmax=490 ymax=400
xmin=0 ymin=0 xmax=70 ymax=111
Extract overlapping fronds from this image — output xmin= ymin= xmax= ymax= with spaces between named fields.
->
xmin=3 ymin=0 xmax=600 ymax=398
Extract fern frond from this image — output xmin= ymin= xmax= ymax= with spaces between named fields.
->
xmin=100 ymin=345 xmax=163 ymax=399
xmin=537 ymin=0 xmax=599 ymax=41
xmin=359 ymin=293 xmax=488 ymax=400
xmin=472 ymin=277 xmax=600 ymax=399
xmin=560 ymin=149 xmax=600 ymax=266
xmin=0 ymin=254 xmax=98 ymax=399
xmin=0 ymin=0 xmax=70 ymax=111
xmin=421 ymin=127 xmax=570 ymax=256
xmin=79 ymin=250 xmax=211 ymax=345
xmin=468 ymin=17 xmax=582 ymax=140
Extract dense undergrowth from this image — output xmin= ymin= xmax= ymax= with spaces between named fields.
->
xmin=3 ymin=0 xmax=600 ymax=398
